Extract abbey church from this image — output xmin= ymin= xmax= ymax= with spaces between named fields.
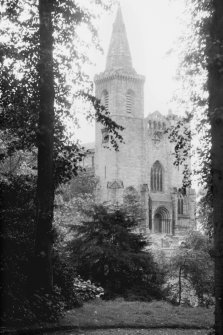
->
xmin=85 ymin=6 xmax=196 ymax=248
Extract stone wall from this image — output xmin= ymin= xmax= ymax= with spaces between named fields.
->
xmin=92 ymin=5 xmax=196 ymax=245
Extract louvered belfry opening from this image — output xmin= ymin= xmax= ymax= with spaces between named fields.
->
xmin=126 ymin=89 xmax=135 ymax=113
xmin=101 ymin=90 xmax=109 ymax=112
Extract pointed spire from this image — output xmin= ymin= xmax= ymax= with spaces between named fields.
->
xmin=105 ymin=4 xmax=134 ymax=72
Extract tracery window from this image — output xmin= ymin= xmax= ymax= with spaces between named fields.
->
xmin=150 ymin=161 xmax=163 ymax=192
xmin=126 ymin=89 xmax=135 ymax=113
xmin=101 ymin=90 xmax=109 ymax=112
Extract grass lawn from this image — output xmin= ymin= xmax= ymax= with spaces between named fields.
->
xmin=49 ymin=329 xmax=211 ymax=335
xmin=59 ymin=299 xmax=214 ymax=330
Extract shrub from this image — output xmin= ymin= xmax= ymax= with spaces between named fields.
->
xmin=0 ymin=176 xmax=77 ymax=325
xmin=73 ymin=276 xmax=104 ymax=302
xmin=0 ymin=176 xmax=36 ymax=324
xmin=165 ymin=231 xmax=214 ymax=307
xmin=53 ymin=252 xmax=104 ymax=309
xmin=30 ymin=287 xmax=65 ymax=322
xmin=68 ymin=204 xmax=164 ymax=300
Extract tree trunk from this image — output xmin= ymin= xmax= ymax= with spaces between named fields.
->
xmin=33 ymin=0 xmax=55 ymax=292
xmin=208 ymin=1 xmax=223 ymax=333
xmin=178 ymin=265 xmax=182 ymax=305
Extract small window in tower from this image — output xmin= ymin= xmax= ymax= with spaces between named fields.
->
xmin=126 ymin=89 xmax=135 ymax=113
xmin=101 ymin=128 xmax=109 ymax=143
xmin=101 ymin=90 xmax=109 ymax=112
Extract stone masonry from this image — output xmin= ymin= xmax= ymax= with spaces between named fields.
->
xmin=86 ymin=5 xmax=196 ymax=249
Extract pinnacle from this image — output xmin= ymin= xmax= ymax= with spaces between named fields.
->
xmin=113 ymin=3 xmax=124 ymax=32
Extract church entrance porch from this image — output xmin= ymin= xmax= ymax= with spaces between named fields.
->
xmin=153 ymin=207 xmax=171 ymax=234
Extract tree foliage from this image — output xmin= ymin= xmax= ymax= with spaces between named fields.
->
xmin=68 ymin=204 xmax=164 ymax=300
xmin=167 ymin=230 xmax=214 ymax=307
xmin=0 ymin=0 xmax=124 ymax=323
xmin=169 ymin=1 xmax=223 ymax=332
xmin=0 ymin=0 xmax=123 ymax=185
xmin=165 ymin=0 xmax=213 ymax=235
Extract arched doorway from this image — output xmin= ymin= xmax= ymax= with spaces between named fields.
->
xmin=154 ymin=213 xmax=162 ymax=233
xmin=153 ymin=207 xmax=171 ymax=234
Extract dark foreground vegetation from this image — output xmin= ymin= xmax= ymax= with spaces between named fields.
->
xmin=0 ymin=175 xmax=164 ymax=325
xmin=0 ymin=173 xmax=214 ymax=327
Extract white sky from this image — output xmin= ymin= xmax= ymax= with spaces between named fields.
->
xmin=75 ymin=0 xmax=189 ymax=144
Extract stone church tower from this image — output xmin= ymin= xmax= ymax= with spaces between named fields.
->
xmin=93 ymin=5 xmax=196 ymax=248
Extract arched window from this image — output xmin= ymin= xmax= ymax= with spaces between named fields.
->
xmin=101 ymin=90 xmax=109 ymax=112
xmin=178 ymin=195 xmax=184 ymax=215
xmin=126 ymin=89 xmax=135 ymax=113
xmin=151 ymin=161 xmax=163 ymax=192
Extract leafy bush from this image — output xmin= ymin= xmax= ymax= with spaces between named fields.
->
xmin=165 ymin=230 xmax=214 ymax=307
xmin=53 ymin=252 xmax=104 ymax=309
xmin=68 ymin=204 xmax=164 ymax=300
xmin=0 ymin=175 xmax=36 ymax=324
xmin=0 ymin=176 xmax=86 ymax=325
xmin=73 ymin=276 xmax=104 ymax=302
xmin=30 ymin=287 xmax=65 ymax=322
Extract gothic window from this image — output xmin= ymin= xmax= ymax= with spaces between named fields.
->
xmin=178 ymin=195 xmax=184 ymax=215
xmin=101 ymin=90 xmax=109 ymax=112
xmin=126 ymin=89 xmax=135 ymax=113
xmin=101 ymin=128 xmax=109 ymax=143
xmin=153 ymin=121 xmax=157 ymax=129
xmin=151 ymin=161 xmax=163 ymax=192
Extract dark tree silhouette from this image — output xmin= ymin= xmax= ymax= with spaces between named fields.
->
xmin=34 ymin=0 xmax=55 ymax=292
xmin=208 ymin=1 xmax=223 ymax=333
